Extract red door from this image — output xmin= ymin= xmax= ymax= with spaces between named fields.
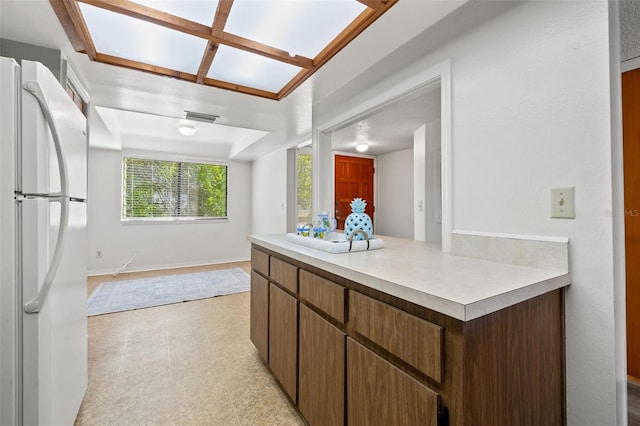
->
xmin=623 ymin=68 xmax=640 ymax=380
xmin=334 ymin=155 xmax=374 ymax=230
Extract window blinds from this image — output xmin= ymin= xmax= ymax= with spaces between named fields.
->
xmin=122 ymin=157 xmax=228 ymax=219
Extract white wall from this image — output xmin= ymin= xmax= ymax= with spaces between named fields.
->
xmin=251 ymin=147 xmax=288 ymax=235
xmin=445 ymin=6 xmax=617 ymax=423
xmin=376 ymin=148 xmax=414 ymax=238
xmin=313 ymin=2 xmax=619 ymax=424
xmin=87 ymin=146 xmax=252 ymax=275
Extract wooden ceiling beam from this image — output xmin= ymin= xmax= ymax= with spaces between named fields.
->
xmin=196 ymin=42 xmax=218 ymax=84
xmin=96 ymin=52 xmax=198 ymax=82
xmin=196 ymin=0 xmax=232 ymax=84
xmin=220 ymin=32 xmax=313 ymax=68
xmin=98 ymin=51 xmax=278 ymax=99
xmin=203 ymin=77 xmax=279 ymax=100
xmin=211 ymin=0 xmax=233 ymax=37
xmin=356 ymin=0 xmax=383 ymax=11
xmin=49 ymin=0 xmax=97 ymax=59
xmin=49 ymin=0 xmax=86 ymax=52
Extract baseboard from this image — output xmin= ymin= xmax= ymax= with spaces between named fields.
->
xmin=87 ymin=257 xmax=250 ymax=277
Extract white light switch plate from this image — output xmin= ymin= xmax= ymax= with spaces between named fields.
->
xmin=550 ymin=187 xmax=575 ymax=219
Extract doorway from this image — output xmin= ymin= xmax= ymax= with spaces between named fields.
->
xmin=623 ymin=68 xmax=640 ymax=388
xmin=334 ymin=155 xmax=374 ymax=230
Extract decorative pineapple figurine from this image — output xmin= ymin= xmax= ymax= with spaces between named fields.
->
xmin=344 ymin=198 xmax=373 ymax=241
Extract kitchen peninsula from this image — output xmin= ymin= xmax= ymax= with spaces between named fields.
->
xmin=248 ymin=233 xmax=571 ymax=426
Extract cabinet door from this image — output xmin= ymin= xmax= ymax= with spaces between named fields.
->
xmin=250 ymin=271 xmax=269 ymax=361
xmin=347 ymin=338 xmax=440 ymax=426
xmin=299 ymin=305 xmax=345 ymax=426
xmin=269 ymin=283 xmax=298 ymax=401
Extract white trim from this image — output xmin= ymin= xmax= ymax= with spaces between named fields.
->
xmin=452 ymin=229 xmax=569 ymax=244
xmin=313 ymin=59 xmax=453 ymax=252
xmin=64 ymin=63 xmax=90 ymax=104
xmin=610 ymin=1 xmax=629 ymax=422
xmin=316 ymin=63 xmax=446 ymax=134
xmin=87 ymin=257 xmax=250 ymax=277
xmin=331 ymin=150 xmax=376 ymax=160
xmin=621 ymin=56 xmax=640 ymax=73
xmin=286 ymin=147 xmax=297 ymax=232
xmin=440 ymin=60 xmax=453 ymax=253
xmin=122 ymin=150 xmax=229 ymax=166
xmin=283 ymin=133 xmax=313 ymax=151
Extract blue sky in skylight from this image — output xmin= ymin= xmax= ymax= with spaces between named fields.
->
xmin=79 ymin=3 xmax=207 ymax=74
xmin=224 ymin=0 xmax=366 ymax=58
xmin=207 ymin=45 xmax=302 ymax=93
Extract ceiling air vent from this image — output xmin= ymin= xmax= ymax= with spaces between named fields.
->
xmin=184 ymin=111 xmax=219 ymax=124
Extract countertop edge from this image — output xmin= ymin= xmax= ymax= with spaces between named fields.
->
xmin=248 ymin=235 xmax=570 ymax=322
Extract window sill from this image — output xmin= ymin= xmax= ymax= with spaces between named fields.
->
xmin=121 ymin=217 xmax=229 ymax=225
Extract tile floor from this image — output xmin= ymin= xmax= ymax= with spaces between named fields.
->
xmin=74 ymin=262 xmax=306 ymax=426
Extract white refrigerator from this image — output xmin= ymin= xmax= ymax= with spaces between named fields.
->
xmin=0 ymin=57 xmax=88 ymax=425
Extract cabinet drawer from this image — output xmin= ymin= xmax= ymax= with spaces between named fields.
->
xmin=299 ymin=270 xmax=346 ymax=323
xmin=347 ymin=338 xmax=439 ymax=426
xmin=251 ymin=247 xmax=269 ymax=276
xmin=349 ymin=291 xmax=443 ymax=383
xmin=270 ymin=257 xmax=298 ymax=294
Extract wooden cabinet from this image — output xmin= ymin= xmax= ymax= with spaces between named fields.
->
xmin=269 ymin=283 xmax=298 ymax=402
xmin=251 ymin=247 xmax=269 ymax=276
xmin=349 ymin=290 xmax=443 ymax=383
xmin=250 ymin=245 xmax=565 ymax=426
xmin=298 ymin=304 xmax=346 ymax=426
xmin=270 ymin=256 xmax=298 ymax=293
xmin=250 ymin=271 xmax=269 ymax=362
xmin=347 ymin=338 xmax=440 ymax=426
xmin=299 ymin=269 xmax=346 ymax=323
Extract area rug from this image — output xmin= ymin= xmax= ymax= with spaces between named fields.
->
xmin=87 ymin=268 xmax=250 ymax=316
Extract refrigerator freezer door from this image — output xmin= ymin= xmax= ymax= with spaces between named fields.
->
xmin=20 ymin=198 xmax=87 ymax=425
xmin=0 ymin=57 xmax=19 ymax=426
xmin=20 ymin=60 xmax=87 ymax=199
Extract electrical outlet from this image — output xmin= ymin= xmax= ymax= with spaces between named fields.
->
xmin=550 ymin=187 xmax=575 ymax=219
xmin=96 ymin=250 xmax=103 ymax=259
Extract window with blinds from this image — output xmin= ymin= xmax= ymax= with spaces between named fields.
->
xmin=122 ymin=157 xmax=228 ymax=220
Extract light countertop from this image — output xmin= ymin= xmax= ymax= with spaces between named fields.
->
xmin=248 ymin=233 xmax=571 ymax=321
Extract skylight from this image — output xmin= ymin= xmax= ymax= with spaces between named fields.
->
xmin=223 ymin=0 xmax=366 ymax=58
xmin=50 ymin=0 xmax=399 ymax=100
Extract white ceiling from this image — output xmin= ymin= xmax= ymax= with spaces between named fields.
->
xmin=331 ymin=84 xmax=441 ymax=156
xmin=621 ymin=0 xmax=640 ymax=62
xmin=0 ymin=0 xmax=468 ymax=161
xmin=93 ymin=106 xmax=269 ymax=159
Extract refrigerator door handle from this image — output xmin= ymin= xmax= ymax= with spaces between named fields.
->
xmin=22 ymin=80 xmax=72 ymax=314
xmin=24 ymin=196 xmax=69 ymax=314
xmin=23 ymin=80 xmax=69 ymax=198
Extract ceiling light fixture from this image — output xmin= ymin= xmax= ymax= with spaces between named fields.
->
xmin=356 ymin=143 xmax=369 ymax=153
xmin=178 ymin=120 xmax=196 ymax=136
